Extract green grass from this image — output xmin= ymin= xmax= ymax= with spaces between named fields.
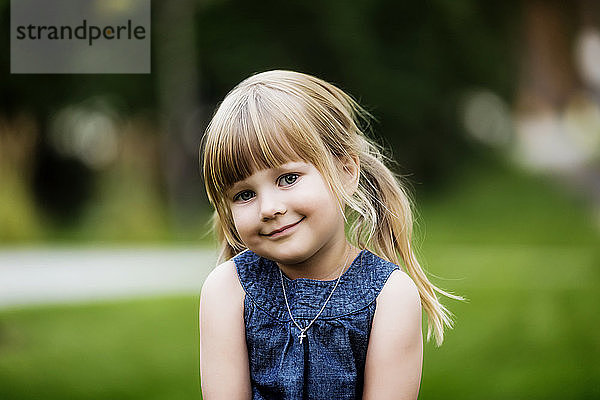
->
xmin=416 ymin=159 xmax=600 ymax=399
xmin=0 ymin=297 xmax=202 ymax=400
xmin=0 ymin=159 xmax=598 ymax=399
xmin=416 ymin=158 xmax=599 ymax=246
xmin=419 ymin=244 xmax=600 ymax=399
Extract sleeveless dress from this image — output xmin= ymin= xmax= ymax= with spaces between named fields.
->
xmin=233 ymin=248 xmax=400 ymax=400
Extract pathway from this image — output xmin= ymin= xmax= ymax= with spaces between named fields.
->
xmin=0 ymin=247 xmax=217 ymax=310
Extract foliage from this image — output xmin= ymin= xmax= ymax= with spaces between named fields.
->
xmin=196 ymin=0 xmax=520 ymax=182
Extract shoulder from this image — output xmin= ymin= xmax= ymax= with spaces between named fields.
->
xmin=200 ymin=259 xmax=245 ymax=319
xmin=200 ymin=259 xmax=244 ymax=305
xmin=363 ymin=269 xmax=423 ymax=399
xmin=377 ymin=269 xmax=421 ymax=316
xmin=371 ymin=269 xmax=422 ymax=355
xmin=199 ymin=259 xmax=251 ymax=398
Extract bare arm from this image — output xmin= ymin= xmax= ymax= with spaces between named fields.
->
xmin=199 ymin=260 xmax=252 ymax=399
xmin=363 ymin=270 xmax=423 ymax=400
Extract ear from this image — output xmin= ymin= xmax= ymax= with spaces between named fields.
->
xmin=337 ymin=154 xmax=360 ymax=195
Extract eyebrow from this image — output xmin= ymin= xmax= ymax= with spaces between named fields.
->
xmin=226 ymin=178 xmax=253 ymax=199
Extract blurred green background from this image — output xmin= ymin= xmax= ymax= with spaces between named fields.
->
xmin=1 ymin=0 xmax=599 ymax=399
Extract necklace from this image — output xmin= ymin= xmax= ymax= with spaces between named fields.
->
xmin=278 ymin=247 xmax=359 ymax=344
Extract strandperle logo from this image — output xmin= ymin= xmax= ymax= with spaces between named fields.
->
xmin=11 ymin=0 xmax=150 ymax=74
xmin=15 ymin=19 xmax=147 ymax=46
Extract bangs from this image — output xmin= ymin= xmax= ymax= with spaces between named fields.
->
xmin=212 ymin=112 xmax=307 ymax=187
xmin=203 ymin=84 xmax=324 ymax=205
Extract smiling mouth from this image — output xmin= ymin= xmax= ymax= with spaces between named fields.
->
xmin=263 ymin=217 xmax=305 ymax=236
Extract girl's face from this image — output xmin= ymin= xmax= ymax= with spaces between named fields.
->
xmin=226 ymin=161 xmax=347 ymax=265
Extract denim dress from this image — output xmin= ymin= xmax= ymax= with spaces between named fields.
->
xmin=233 ymin=248 xmax=400 ymax=400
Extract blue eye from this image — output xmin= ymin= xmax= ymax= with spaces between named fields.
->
xmin=278 ymin=173 xmax=298 ymax=186
xmin=234 ymin=190 xmax=254 ymax=202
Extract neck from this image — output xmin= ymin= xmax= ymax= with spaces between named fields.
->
xmin=277 ymin=240 xmax=361 ymax=281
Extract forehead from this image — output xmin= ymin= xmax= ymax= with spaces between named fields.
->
xmin=202 ymin=80 xmax=334 ymax=206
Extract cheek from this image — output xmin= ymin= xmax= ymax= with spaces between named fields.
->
xmin=301 ymin=188 xmax=341 ymax=220
xmin=303 ymin=198 xmax=344 ymax=241
xmin=230 ymin=208 xmax=253 ymax=235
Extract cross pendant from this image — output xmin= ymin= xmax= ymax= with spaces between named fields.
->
xmin=298 ymin=331 xmax=307 ymax=344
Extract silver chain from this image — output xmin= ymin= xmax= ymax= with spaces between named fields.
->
xmin=279 ymin=248 xmax=359 ymax=344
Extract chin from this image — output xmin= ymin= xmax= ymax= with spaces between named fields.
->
xmin=255 ymin=246 xmax=311 ymax=265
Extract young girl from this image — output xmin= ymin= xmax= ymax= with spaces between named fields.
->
xmin=199 ymin=70 xmax=461 ymax=399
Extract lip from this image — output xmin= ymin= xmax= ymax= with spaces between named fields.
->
xmin=263 ymin=217 xmax=305 ymax=237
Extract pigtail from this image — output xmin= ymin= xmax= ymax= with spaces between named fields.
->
xmin=306 ymin=77 xmax=463 ymax=346
xmin=348 ymin=138 xmax=464 ymax=347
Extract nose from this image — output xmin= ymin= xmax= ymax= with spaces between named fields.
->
xmin=259 ymin=191 xmax=286 ymax=221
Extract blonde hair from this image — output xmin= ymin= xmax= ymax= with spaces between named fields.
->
xmin=200 ymin=70 xmax=462 ymax=346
